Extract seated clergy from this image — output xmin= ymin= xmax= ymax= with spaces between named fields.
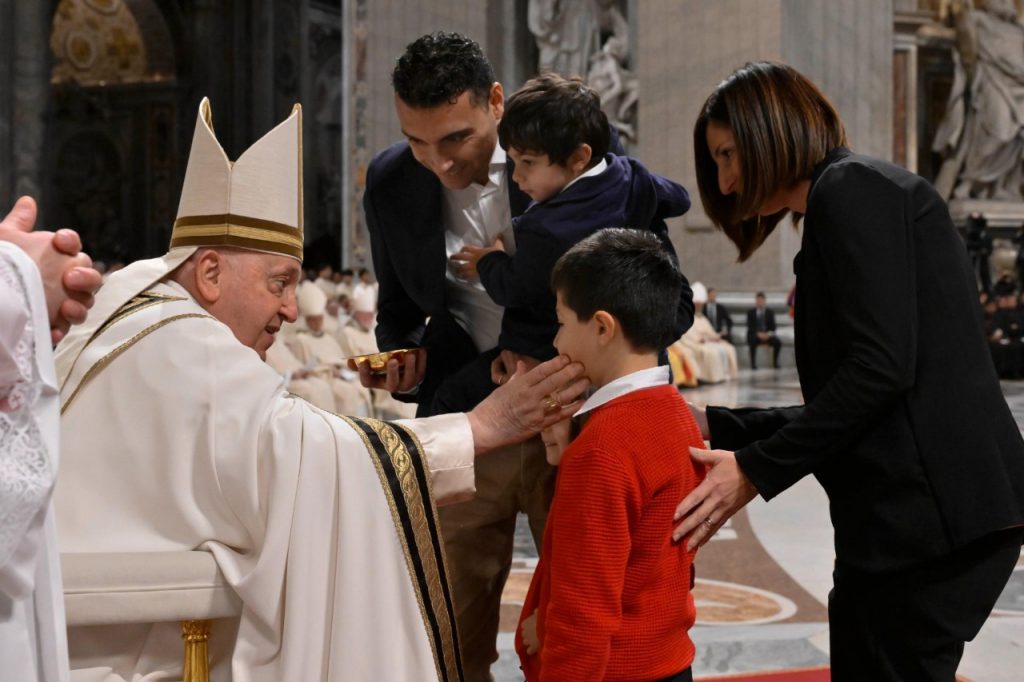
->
xmin=676 ymin=282 xmax=737 ymax=384
xmin=290 ymin=283 xmax=374 ymax=416
xmin=53 ymin=98 xmax=588 ymax=682
xmin=265 ymin=335 xmax=361 ymax=415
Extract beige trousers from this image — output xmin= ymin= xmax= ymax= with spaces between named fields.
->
xmin=439 ymin=436 xmax=554 ymax=682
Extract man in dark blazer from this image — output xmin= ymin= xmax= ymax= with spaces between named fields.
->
xmin=745 ymin=291 xmax=781 ymax=368
xmin=705 ymin=287 xmax=733 ymax=343
xmin=360 ymin=32 xmax=633 ymax=681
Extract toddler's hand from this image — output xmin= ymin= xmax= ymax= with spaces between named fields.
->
xmin=541 ymin=417 xmax=571 ymax=466
xmin=521 ymin=609 xmax=540 ymax=655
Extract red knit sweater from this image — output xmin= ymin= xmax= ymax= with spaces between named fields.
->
xmin=515 ymin=384 xmax=705 ymax=681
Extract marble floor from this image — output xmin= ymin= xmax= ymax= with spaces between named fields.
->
xmin=491 ymin=369 xmax=1024 ymax=681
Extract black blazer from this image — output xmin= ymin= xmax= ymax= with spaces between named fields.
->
xmin=708 ymin=148 xmax=1024 ymax=573
xmin=363 ymin=142 xmax=532 ymax=415
xmin=745 ymin=307 xmax=776 ymax=341
xmin=706 ymin=302 xmax=733 ymax=337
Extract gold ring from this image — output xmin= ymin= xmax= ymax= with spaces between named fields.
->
xmin=703 ymin=517 xmax=714 ymax=529
xmin=542 ymin=394 xmax=562 ymax=414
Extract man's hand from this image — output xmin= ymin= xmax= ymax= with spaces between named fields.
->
xmin=671 ymin=446 xmax=758 ymax=550
xmin=468 ymin=354 xmax=589 ymax=456
xmin=521 ymin=609 xmax=540 ymax=656
xmin=0 ymin=196 xmax=103 ymax=344
xmin=449 ymin=234 xmax=506 ymax=280
xmin=356 ymin=349 xmax=426 ymax=394
xmin=490 ymin=349 xmax=540 ymax=386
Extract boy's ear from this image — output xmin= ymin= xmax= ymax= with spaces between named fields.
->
xmin=569 ymin=144 xmax=593 ymax=174
xmin=593 ymin=309 xmax=618 ymax=346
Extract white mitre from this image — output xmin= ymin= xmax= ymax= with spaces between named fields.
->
xmin=297 ymin=282 xmax=327 ymax=318
xmin=691 ymin=281 xmax=707 ymax=304
xmin=351 ymin=286 xmax=376 ymax=314
xmin=55 ymin=98 xmax=304 ymax=384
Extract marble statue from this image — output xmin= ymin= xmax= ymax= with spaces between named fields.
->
xmin=528 ymin=0 xmax=600 ymax=78
xmin=933 ymin=0 xmax=1024 ymax=201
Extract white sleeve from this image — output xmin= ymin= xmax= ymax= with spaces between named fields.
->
xmin=397 ymin=413 xmax=476 ymax=505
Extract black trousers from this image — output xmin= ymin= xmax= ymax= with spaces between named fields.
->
xmin=829 ymin=528 xmax=1023 ymax=681
xmin=747 ymin=335 xmax=782 ymax=368
xmin=654 ymin=667 xmax=692 ymax=682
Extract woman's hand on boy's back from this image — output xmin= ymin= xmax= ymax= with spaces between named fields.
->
xmin=541 ymin=417 xmax=572 ymax=466
xmin=449 ymin=234 xmax=506 ymax=280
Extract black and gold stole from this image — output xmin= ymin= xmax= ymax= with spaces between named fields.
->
xmin=342 ymin=416 xmax=465 ymax=682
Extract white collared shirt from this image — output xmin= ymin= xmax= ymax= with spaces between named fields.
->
xmin=574 ymin=365 xmax=670 ymax=417
xmin=560 ymin=157 xmax=608 ymax=194
xmin=442 ymin=144 xmax=516 ymax=352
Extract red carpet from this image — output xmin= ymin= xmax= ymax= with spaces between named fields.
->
xmin=697 ymin=669 xmax=970 ymax=682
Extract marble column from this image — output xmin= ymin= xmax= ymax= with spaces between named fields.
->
xmin=636 ymin=0 xmax=893 ymax=292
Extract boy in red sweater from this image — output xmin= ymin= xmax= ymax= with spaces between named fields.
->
xmin=515 ymin=228 xmax=705 ymax=681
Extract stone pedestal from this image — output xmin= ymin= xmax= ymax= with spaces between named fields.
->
xmin=636 ymin=0 xmax=894 ymax=292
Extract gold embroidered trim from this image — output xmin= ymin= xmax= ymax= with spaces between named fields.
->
xmin=340 ymin=416 xmax=460 ymax=682
xmin=94 ymin=290 xmax=186 ymax=339
xmin=61 ymin=291 xmax=188 ymax=394
xmin=61 ymin=313 xmax=210 ymax=415
xmin=171 ymin=219 xmax=303 ymax=250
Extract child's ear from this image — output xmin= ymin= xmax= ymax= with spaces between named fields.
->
xmin=593 ymin=310 xmax=617 ymax=346
xmin=570 ymin=144 xmax=593 ymax=174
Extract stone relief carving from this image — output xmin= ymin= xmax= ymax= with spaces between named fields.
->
xmin=933 ymin=0 xmax=1024 ymax=201
xmin=528 ymin=0 xmax=637 ymax=143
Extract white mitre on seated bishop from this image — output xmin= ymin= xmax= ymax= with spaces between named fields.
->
xmin=53 ymin=98 xmax=472 ymax=682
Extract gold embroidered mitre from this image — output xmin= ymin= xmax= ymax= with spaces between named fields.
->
xmin=170 ymin=97 xmax=304 ymax=261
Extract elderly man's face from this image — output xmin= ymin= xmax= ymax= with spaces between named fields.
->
xmin=217 ymin=251 xmax=301 ymax=359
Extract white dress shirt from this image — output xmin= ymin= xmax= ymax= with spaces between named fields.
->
xmin=442 ymin=144 xmax=517 ymax=352
xmin=574 ymin=365 xmax=670 ymax=417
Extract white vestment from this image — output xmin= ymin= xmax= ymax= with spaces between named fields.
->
xmin=676 ymin=314 xmax=738 ymax=384
xmin=266 ymin=336 xmax=371 ymax=416
xmin=55 ymin=253 xmax=474 ymax=682
xmin=0 ymin=242 xmax=70 ymax=681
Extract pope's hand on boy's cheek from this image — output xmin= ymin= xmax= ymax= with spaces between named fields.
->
xmin=521 ymin=609 xmax=540 ymax=655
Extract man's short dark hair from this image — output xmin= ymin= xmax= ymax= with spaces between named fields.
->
xmin=756 ymin=291 xmax=766 ymax=299
xmin=552 ymin=228 xmax=683 ymax=352
xmin=392 ymin=32 xmax=495 ymax=109
xmin=498 ymin=73 xmax=610 ymax=167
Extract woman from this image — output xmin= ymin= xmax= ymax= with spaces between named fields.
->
xmin=672 ymin=62 xmax=1024 ymax=681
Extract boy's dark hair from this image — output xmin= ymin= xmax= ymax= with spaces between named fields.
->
xmin=498 ymin=73 xmax=610 ymax=167
xmin=341 ymin=268 xmax=354 ymax=277
xmin=392 ymin=32 xmax=495 ymax=109
xmin=552 ymin=228 xmax=683 ymax=352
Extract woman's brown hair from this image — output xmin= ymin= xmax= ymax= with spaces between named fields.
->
xmin=693 ymin=62 xmax=847 ymax=261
